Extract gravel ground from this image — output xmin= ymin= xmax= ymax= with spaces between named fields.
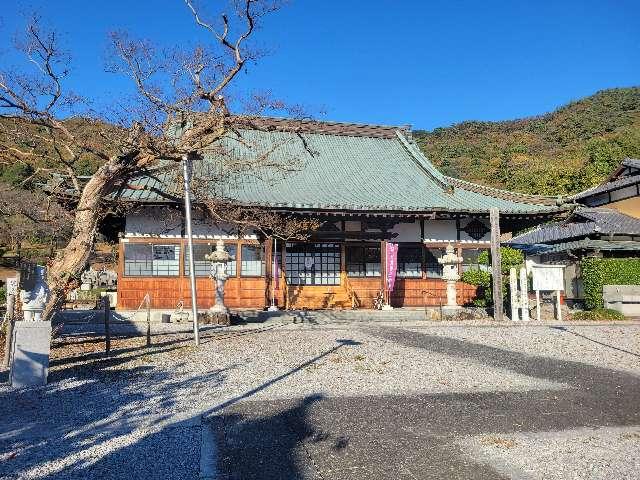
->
xmin=460 ymin=426 xmax=640 ymax=480
xmin=0 ymin=322 xmax=639 ymax=479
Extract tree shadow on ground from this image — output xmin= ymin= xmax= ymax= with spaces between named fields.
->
xmin=202 ymin=327 xmax=640 ymax=479
xmin=0 ymin=332 xmax=360 ymax=479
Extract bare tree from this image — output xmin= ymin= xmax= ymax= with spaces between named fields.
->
xmin=0 ymin=1 xmax=312 ymax=321
xmin=0 ymin=181 xmax=72 ymax=258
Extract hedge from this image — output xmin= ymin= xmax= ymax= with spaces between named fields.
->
xmin=581 ymin=257 xmax=640 ymax=309
xmin=462 ymin=247 xmax=524 ymax=307
xmin=571 ymin=308 xmax=625 ymax=321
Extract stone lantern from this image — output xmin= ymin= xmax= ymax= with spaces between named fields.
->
xmin=437 ymin=243 xmax=463 ymax=311
xmin=205 ymin=239 xmax=231 ymax=314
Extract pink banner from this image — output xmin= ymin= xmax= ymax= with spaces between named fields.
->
xmin=386 ymin=243 xmax=398 ymax=292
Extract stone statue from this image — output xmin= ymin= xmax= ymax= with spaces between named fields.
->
xmin=437 ymin=243 xmax=463 ymax=311
xmin=205 ymin=240 xmax=231 ymax=313
xmin=19 ymin=265 xmax=50 ymax=321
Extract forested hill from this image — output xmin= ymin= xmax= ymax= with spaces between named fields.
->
xmin=414 ymin=87 xmax=640 ymax=196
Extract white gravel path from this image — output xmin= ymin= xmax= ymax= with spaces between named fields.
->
xmin=1 ymin=322 xmax=639 ymax=479
xmin=460 ymin=426 xmax=640 ymax=480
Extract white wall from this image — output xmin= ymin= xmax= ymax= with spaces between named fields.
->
xmin=391 ymin=220 xmax=421 ymax=242
xmin=423 ymin=220 xmax=456 ymax=242
xmin=124 ymin=206 xmax=256 ymax=239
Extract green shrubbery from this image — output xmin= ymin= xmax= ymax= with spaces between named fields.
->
xmin=0 ymin=286 xmax=5 ymax=305
xmin=461 ymin=247 xmax=524 ymax=307
xmin=571 ymin=308 xmax=626 ymax=321
xmin=460 ymin=269 xmax=492 ymax=306
xmin=581 ymin=257 xmax=640 ymax=309
xmin=478 ymin=247 xmax=524 ymax=274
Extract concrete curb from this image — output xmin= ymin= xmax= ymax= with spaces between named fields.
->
xmin=199 ymin=417 xmax=218 ymax=480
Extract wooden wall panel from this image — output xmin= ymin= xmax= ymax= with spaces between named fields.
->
xmin=347 ymin=277 xmax=382 ymax=308
xmin=117 ymin=239 xmax=479 ymax=311
xmin=117 ymin=276 xmax=267 ymax=310
xmin=389 ymin=279 xmax=478 ymax=307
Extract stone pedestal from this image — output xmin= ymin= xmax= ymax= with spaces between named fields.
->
xmin=10 ymin=321 xmax=52 ymax=388
xmin=437 ymin=243 xmax=463 ymax=310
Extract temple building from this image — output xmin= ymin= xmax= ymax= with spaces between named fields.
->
xmin=508 ymin=158 xmax=640 ymax=304
xmin=113 ymin=118 xmax=566 ymax=312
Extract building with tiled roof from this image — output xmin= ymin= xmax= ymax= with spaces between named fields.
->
xmin=508 ymin=159 xmax=640 ymax=304
xmin=113 ymin=117 xmax=566 ymax=312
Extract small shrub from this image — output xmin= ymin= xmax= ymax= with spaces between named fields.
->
xmin=461 ymin=269 xmax=492 ymax=306
xmin=478 ymin=247 xmax=524 ymax=274
xmin=0 ymin=286 xmax=5 ymax=305
xmin=571 ymin=308 xmax=626 ymax=321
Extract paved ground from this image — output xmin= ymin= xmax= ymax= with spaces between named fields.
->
xmin=1 ymin=321 xmax=639 ymax=479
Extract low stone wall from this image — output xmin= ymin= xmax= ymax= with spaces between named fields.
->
xmin=603 ymin=285 xmax=640 ymax=316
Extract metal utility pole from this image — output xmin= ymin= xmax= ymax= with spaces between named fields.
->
xmin=489 ymin=208 xmax=504 ymax=321
xmin=182 ymin=154 xmax=200 ymax=346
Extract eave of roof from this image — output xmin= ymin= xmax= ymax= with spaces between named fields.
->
xmin=508 ymin=207 xmax=640 ymax=245
xmin=511 ymin=239 xmax=640 ymax=255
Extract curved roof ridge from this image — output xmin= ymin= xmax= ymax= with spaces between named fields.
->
xmin=445 ymin=176 xmax=560 ymax=206
xmin=394 ymin=131 xmax=451 ymax=193
xmin=229 ymin=115 xmax=410 ymax=139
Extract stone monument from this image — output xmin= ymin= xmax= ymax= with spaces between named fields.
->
xmin=11 ymin=265 xmax=52 ymax=387
xmin=205 ymin=240 xmax=231 ymax=314
xmin=437 ymin=243 xmax=463 ymax=313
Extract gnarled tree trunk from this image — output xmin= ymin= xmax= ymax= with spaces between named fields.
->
xmin=42 ymin=158 xmax=137 ymax=321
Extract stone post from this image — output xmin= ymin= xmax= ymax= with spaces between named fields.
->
xmin=205 ymin=240 xmax=231 ymax=314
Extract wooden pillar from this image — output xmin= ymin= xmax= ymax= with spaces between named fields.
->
xmin=490 ymin=208 xmax=504 ymax=321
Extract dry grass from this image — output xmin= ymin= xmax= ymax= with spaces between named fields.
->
xmin=480 ymin=435 xmax=518 ymax=449
xmin=620 ymin=432 xmax=640 ymax=441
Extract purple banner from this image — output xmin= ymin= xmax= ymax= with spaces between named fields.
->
xmin=386 ymin=243 xmax=398 ymax=292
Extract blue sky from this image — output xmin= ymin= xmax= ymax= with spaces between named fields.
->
xmin=2 ymin=0 xmax=639 ymax=130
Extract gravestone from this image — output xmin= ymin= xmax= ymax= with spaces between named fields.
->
xmin=10 ymin=321 xmax=52 ymax=388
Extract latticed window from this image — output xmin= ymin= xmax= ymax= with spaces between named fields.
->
xmin=124 ymin=243 xmax=181 ymax=277
xmin=346 ymin=244 xmax=381 ymax=277
xmin=241 ymin=244 xmax=265 ymax=277
xmin=396 ymin=244 xmax=422 ymax=278
xmin=184 ymin=243 xmax=237 ymax=277
xmin=425 ymin=247 xmax=444 ymax=278
xmin=285 ymin=243 xmax=341 ymax=285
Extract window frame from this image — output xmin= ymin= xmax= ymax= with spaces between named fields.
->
xmin=396 ymin=243 xmax=424 ymax=278
xmin=184 ymin=241 xmax=238 ymax=278
xmin=122 ymin=241 xmax=182 ymax=278
xmin=285 ymin=242 xmax=341 ymax=286
xmin=240 ymin=243 xmax=266 ymax=278
xmin=345 ymin=243 xmax=381 ymax=278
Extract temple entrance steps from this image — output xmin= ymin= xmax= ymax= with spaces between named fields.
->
xmin=247 ymin=308 xmax=434 ymax=324
xmin=285 ymin=285 xmax=355 ymax=310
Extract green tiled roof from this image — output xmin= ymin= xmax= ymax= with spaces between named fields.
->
xmin=119 ymin=122 xmax=565 ymax=215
